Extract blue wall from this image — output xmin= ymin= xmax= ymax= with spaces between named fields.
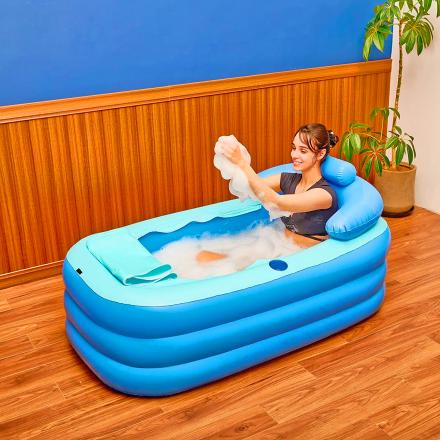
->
xmin=0 ymin=0 xmax=391 ymax=106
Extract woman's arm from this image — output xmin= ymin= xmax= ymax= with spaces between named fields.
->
xmin=240 ymin=163 xmax=331 ymax=212
xmin=275 ymin=188 xmax=333 ymax=212
xmin=239 ymin=162 xmax=283 ymax=207
xmin=217 ymin=135 xmax=281 ymax=206
xmin=261 ymin=173 xmax=281 ymax=192
xmin=219 ymin=136 xmax=331 ymax=213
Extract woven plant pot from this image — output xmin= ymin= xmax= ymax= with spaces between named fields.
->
xmin=374 ymin=163 xmax=416 ymax=217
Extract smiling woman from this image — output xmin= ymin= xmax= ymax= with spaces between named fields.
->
xmin=214 ymin=123 xmax=340 ymax=250
xmin=195 ymin=125 xmax=340 ymax=265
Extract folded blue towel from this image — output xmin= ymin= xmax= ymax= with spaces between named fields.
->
xmin=86 ymin=232 xmax=177 ymax=285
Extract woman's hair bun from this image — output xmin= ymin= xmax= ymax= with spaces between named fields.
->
xmin=327 ymin=130 xmax=339 ymax=147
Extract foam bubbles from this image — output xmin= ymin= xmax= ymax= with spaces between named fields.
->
xmin=213 ymin=135 xmax=292 ymax=220
xmin=152 ymin=219 xmax=303 ymax=280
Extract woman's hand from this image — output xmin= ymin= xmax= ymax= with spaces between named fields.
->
xmin=217 ymin=135 xmax=246 ymax=168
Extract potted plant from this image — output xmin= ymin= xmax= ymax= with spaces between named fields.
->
xmin=339 ymin=0 xmax=439 ymax=216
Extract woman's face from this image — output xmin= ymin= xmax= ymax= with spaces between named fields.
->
xmin=290 ymin=133 xmax=323 ymax=171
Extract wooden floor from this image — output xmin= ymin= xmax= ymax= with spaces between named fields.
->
xmin=1 ymin=207 xmax=440 ymax=440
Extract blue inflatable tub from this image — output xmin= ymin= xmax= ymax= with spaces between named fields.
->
xmin=63 ymin=157 xmax=391 ymax=396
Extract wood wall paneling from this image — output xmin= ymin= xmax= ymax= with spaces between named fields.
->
xmin=0 ymin=60 xmax=391 ymax=285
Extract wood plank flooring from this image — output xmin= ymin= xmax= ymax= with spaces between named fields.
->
xmin=1 ymin=207 xmax=439 ymax=439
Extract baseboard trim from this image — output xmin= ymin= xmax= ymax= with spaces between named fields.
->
xmin=0 ymin=260 xmax=63 ymax=289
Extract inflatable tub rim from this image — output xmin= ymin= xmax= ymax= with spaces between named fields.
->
xmin=64 ymin=156 xmax=389 ymax=307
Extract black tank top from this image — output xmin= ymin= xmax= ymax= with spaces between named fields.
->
xmin=279 ymin=173 xmax=338 ymax=236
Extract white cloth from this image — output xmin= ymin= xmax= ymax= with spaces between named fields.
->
xmin=213 ymin=135 xmax=291 ymax=220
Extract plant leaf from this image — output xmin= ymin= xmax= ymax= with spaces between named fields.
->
xmin=406 ymin=31 xmax=416 ymax=53
xmin=375 ymin=158 xmax=383 ymax=176
xmin=370 ymin=137 xmax=379 ymax=148
xmin=352 ymin=133 xmax=362 ymax=153
xmin=339 ymin=132 xmax=349 ymax=158
xmin=369 ymin=107 xmax=381 ymax=120
xmin=363 ymin=34 xmax=374 ymax=60
xmin=416 ymin=35 xmax=424 ymax=54
xmin=378 ymin=24 xmax=392 ymax=37
xmin=407 ymin=143 xmax=414 ymax=165
xmin=396 ymin=142 xmax=405 ymax=165
xmin=382 ymin=153 xmax=391 ymax=168
xmin=423 ymin=0 xmax=433 ymax=12
xmin=388 ymin=107 xmax=401 ymax=118
xmin=373 ymin=32 xmax=385 ymax=51
xmin=361 ymin=153 xmax=370 ymax=169
xmin=427 ymin=20 xmax=434 ymax=40
xmin=350 ymin=122 xmax=371 ymax=130
xmin=365 ymin=156 xmax=373 ymax=178
xmin=422 ymin=19 xmax=434 ymax=47
xmin=342 ymin=134 xmax=353 ymax=161
xmin=385 ymin=136 xmax=398 ymax=150
xmin=392 ymin=5 xmax=401 ymax=19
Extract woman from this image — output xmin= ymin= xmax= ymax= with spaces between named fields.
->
xmin=197 ymin=123 xmax=339 ymax=263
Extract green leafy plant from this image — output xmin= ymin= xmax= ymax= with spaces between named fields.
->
xmin=339 ymin=0 xmax=439 ymax=177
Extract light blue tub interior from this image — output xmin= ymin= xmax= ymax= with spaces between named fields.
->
xmin=138 ymin=205 xmax=270 ymax=253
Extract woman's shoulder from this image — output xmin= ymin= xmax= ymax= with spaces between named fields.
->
xmin=280 ymin=171 xmax=301 ymax=183
xmin=280 ymin=172 xmax=301 ymax=194
xmin=314 ymin=177 xmax=338 ymax=205
xmin=317 ymin=177 xmax=336 ymax=192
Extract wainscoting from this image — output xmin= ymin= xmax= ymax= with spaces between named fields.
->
xmin=0 ymin=59 xmax=391 ymax=286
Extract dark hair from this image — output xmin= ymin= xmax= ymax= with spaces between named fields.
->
xmin=293 ymin=123 xmax=339 ymax=162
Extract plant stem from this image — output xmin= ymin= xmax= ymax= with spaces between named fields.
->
xmin=380 ymin=112 xmax=384 ymax=141
xmin=391 ymin=19 xmax=404 ymax=169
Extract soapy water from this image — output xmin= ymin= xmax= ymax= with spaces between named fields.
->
xmin=152 ymin=219 xmax=303 ymax=280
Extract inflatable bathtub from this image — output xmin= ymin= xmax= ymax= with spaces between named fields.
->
xmin=63 ymin=156 xmax=391 ymax=396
